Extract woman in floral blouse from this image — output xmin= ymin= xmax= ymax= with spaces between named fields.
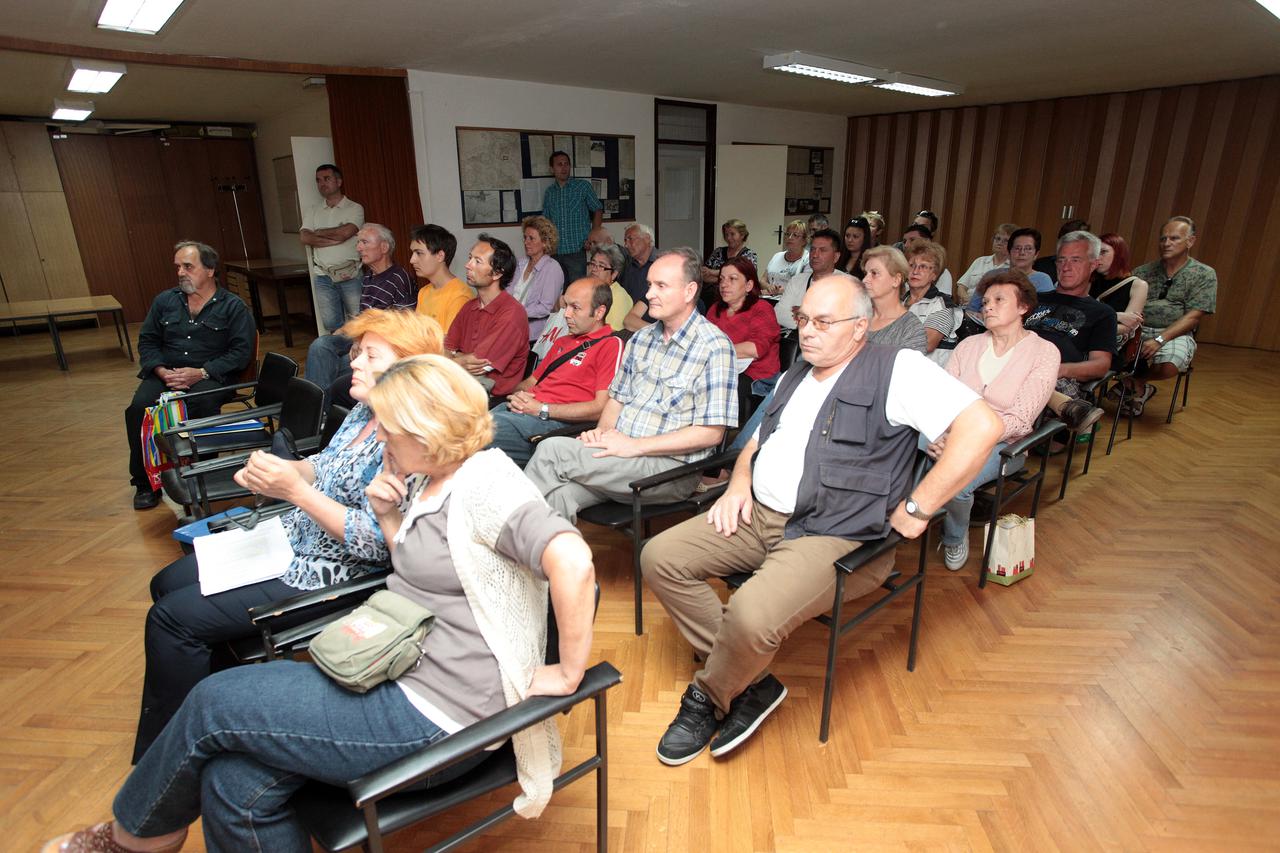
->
xmin=130 ymin=309 xmax=443 ymax=762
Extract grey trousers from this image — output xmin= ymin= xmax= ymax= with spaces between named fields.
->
xmin=641 ymin=500 xmax=894 ymax=714
xmin=523 ymin=436 xmax=698 ymax=523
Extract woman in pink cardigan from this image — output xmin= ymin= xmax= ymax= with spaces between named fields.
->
xmin=927 ymin=269 xmax=1059 ymax=570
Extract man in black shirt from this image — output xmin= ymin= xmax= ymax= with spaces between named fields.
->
xmin=128 ymin=241 xmax=255 ymax=509
xmin=1024 ymin=230 xmax=1116 ymax=400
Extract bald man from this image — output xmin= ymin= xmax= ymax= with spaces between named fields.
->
xmin=642 ymin=275 xmax=1003 ymax=765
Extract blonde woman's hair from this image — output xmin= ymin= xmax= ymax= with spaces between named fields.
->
xmin=367 ymin=354 xmax=493 ymax=469
xmin=860 ymin=210 xmax=886 ymax=235
xmin=338 ymin=309 xmax=444 ymax=359
xmin=521 ymin=215 xmax=560 ymax=255
xmin=906 ymin=240 xmax=947 ymax=278
xmin=862 ymin=244 xmax=909 ymax=285
xmin=784 ymin=219 xmax=808 ymax=237
xmin=722 ymin=218 xmax=749 ymax=241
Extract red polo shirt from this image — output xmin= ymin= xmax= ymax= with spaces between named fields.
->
xmin=532 ymin=326 xmax=623 ymax=404
xmin=444 ymin=290 xmax=529 ymax=396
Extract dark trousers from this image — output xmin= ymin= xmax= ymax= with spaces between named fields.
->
xmin=133 ymin=553 xmax=297 ymax=763
xmin=125 ymin=376 xmax=231 ymax=489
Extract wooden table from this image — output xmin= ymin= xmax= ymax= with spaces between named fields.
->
xmin=224 ymin=260 xmax=314 ymax=348
xmin=0 ymin=295 xmax=133 ymax=370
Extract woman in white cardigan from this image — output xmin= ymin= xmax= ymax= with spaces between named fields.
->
xmin=45 ymin=355 xmax=595 ymax=853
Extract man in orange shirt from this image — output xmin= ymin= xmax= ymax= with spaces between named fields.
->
xmin=410 ymin=224 xmax=474 ymax=335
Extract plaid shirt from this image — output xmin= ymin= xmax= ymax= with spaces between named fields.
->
xmin=609 ymin=310 xmax=738 ymax=462
xmin=542 ymin=178 xmax=602 ymax=255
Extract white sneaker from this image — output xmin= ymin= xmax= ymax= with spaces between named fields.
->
xmin=943 ymin=540 xmax=969 ymax=571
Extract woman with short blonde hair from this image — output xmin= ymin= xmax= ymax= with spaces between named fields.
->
xmin=861 ymin=245 xmax=927 ymax=352
xmin=701 ymin=217 xmax=759 ymax=286
xmin=368 ymin=354 xmax=494 ymax=470
xmin=514 ymin=215 xmax=565 ymax=341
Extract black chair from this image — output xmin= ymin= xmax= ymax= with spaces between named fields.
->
xmin=1057 ymin=372 xmax=1111 ymax=500
xmin=158 ymin=352 xmax=299 ymax=461
xmin=161 ymin=377 xmax=326 ymax=518
xmin=973 ymin=419 xmax=1065 ymax=588
xmin=720 ymin=452 xmax=940 ymax=742
xmin=287 ymin=589 xmax=620 ymax=853
xmin=1165 ymin=365 xmax=1193 ymax=423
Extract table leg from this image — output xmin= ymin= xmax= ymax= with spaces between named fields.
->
xmin=248 ymin=275 xmax=265 ymax=335
xmin=119 ymin=310 xmax=135 ymax=361
xmin=47 ymin=315 xmax=69 ymax=370
xmin=278 ymin=277 xmax=293 ymax=348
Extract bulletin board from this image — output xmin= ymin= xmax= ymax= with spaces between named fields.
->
xmin=455 ymin=126 xmax=636 ymax=228
xmin=785 ymin=145 xmax=833 ymax=216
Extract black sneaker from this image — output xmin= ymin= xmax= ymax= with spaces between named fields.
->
xmin=133 ymin=487 xmax=162 ymax=510
xmin=656 ymin=684 xmax=718 ymax=766
xmin=1059 ymin=398 xmax=1104 ymax=433
xmin=709 ymin=674 xmax=787 ymax=758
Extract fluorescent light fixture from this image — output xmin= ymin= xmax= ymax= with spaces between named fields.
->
xmin=764 ymin=51 xmax=882 ymax=86
xmin=52 ymin=99 xmax=95 ymax=121
xmin=68 ymin=59 xmax=126 ymax=93
xmin=1256 ymin=0 xmax=1280 ymax=20
xmin=873 ymin=72 xmax=964 ymax=98
xmin=97 ymin=0 xmax=184 ymax=34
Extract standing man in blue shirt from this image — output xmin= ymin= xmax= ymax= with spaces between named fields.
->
xmin=542 ymin=150 xmax=602 ymax=285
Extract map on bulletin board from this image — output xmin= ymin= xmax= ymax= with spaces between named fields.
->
xmin=456 ymin=126 xmax=636 ymax=228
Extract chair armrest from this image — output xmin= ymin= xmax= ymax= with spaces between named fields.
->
xmin=1001 ymin=419 xmax=1066 ymax=458
xmin=833 ymin=535 xmax=900 ymax=575
xmin=1081 ymin=371 xmax=1115 ymax=396
xmin=163 ymin=403 xmax=282 ymax=435
xmin=527 ymin=422 xmax=594 ymax=446
xmin=247 ymin=571 xmax=392 ymax=623
xmin=172 ymin=380 xmax=258 ymax=401
xmin=348 ymin=661 xmax=623 ymax=807
xmin=178 ymin=450 xmax=256 ymax=478
xmin=294 ymin=435 xmax=323 ymax=456
xmin=206 ymin=501 xmax=293 ymax=533
xmin=629 ymin=448 xmax=742 ymax=492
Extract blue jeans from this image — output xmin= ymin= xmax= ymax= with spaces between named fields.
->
xmin=116 ymin=661 xmax=484 ymax=852
xmin=919 ymin=436 xmax=1021 ymax=546
xmin=313 ymin=273 xmax=362 ymax=333
xmin=304 ymin=333 xmax=353 ymax=397
xmin=488 ymin=403 xmax=573 ymax=467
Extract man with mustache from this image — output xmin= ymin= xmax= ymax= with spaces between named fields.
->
xmin=126 ymin=241 xmax=255 ymax=510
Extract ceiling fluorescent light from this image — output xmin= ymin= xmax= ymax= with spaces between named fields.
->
xmin=764 ymin=51 xmax=883 ymax=86
xmin=52 ymin=99 xmax=95 ymax=121
xmin=873 ymin=72 xmax=963 ymax=98
xmin=68 ymin=59 xmax=127 ymax=93
xmin=97 ymin=0 xmax=185 ymax=34
xmin=1256 ymin=1 xmax=1280 ymax=20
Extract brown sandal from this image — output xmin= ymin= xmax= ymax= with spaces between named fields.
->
xmin=41 ymin=822 xmax=185 ymax=853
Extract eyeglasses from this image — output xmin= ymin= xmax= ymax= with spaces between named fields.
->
xmin=846 ymin=217 xmax=869 ymax=228
xmin=586 ymin=260 xmax=613 ymax=272
xmin=1157 ymin=277 xmax=1175 ymax=300
xmin=908 ymin=262 xmax=937 ymax=273
xmin=916 ymin=210 xmax=936 ymax=219
xmin=1009 ymin=244 xmax=1036 ymax=254
xmin=791 ymin=308 xmax=859 ymax=331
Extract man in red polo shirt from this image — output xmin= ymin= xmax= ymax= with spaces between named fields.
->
xmin=489 ymin=278 xmax=622 ymax=466
xmin=446 ymin=234 xmax=529 ymax=396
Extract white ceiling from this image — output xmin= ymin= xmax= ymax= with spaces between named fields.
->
xmin=0 ymin=0 xmax=1278 ymax=124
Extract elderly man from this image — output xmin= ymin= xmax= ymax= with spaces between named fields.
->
xmin=774 ymin=228 xmax=849 ymax=329
xmin=525 ymin=248 xmax=737 ymax=521
xmin=1125 ymin=216 xmax=1218 ymax=415
xmin=642 ymin=275 xmax=1002 ymax=764
xmin=490 ymin=279 xmax=624 ymax=466
xmin=446 ymin=235 xmax=529 ymax=396
xmin=303 ymin=223 xmax=416 ymax=400
xmin=543 ymin=150 xmax=603 ymax=284
xmin=300 ymin=164 xmax=364 ymax=332
xmin=620 ymin=223 xmax=658 ymax=332
xmin=128 ymin=242 xmax=255 ymax=509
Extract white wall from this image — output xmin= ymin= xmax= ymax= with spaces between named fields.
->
xmin=406 ymin=70 xmax=847 ymax=257
xmin=254 ymin=93 xmax=331 ymax=262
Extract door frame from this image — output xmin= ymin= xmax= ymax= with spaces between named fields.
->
xmin=653 ymin=98 xmax=716 ymax=256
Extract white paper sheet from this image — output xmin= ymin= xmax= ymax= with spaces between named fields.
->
xmin=195 ymin=516 xmax=294 ymax=596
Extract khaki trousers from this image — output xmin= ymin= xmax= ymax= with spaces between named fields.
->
xmin=641 ymin=500 xmax=894 ymax=714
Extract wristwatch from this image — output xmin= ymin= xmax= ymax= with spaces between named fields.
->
xmin=199 ymin=367 xmax=209 ymax=380
xmin=904 ymin=496 xmax=931 ymax=521
xmin=1153 ymin=334 xmax=1166 ymax=346
xmin=539 ymin=403 xmax=550 ymax=421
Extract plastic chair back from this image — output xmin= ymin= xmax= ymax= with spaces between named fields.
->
xmin=255 ymin=352 xmax=300 ymax=407
xmin=278 ymin=377 xmax=326 ymax=441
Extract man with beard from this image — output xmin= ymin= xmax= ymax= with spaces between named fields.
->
xmin=127 ymin=241 xmax=255 ymax=509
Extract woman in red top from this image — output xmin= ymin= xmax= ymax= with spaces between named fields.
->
xmin=706 ymin=256 xmax=781 ymax=387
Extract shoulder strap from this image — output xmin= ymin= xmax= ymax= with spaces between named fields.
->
xmin=1095 ymin=275 xmax=1138 ymax=302
xmin=538 ymin=332 xmax=620 ymax=380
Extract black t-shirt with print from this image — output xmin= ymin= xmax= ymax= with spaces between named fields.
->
xmin=1023 ymin=290 xmax=1117 ymax=363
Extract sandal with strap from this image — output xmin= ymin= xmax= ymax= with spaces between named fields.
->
xmin=42 ymin=822 xmax=186 ymax=853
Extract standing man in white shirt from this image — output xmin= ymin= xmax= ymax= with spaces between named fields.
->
xmin=300 ymin=163 xmax=365 ymax=333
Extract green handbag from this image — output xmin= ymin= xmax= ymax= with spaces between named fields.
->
xmin=309 ymin=590 xmax=435 ymax=693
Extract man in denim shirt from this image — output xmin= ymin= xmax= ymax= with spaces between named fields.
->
xmin=128 ymin=241 xmax=255 ymax=509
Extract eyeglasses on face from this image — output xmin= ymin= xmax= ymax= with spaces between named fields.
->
xmin=791 ymin=307 xmax=858 ymax=331
xmin=586 ymin=260 xmax=613 ymax=272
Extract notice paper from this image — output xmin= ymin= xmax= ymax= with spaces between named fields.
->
xmin=195 ymin=515 xmax=294 ymax=596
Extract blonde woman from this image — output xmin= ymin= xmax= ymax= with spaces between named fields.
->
xmin=861 ymin=245 xmax=928 ymax=352
xmin=701 ymin=218 xmax=759 ymax=285
xmin=47 ymin=355 xmax=595 ymax=853
xmin=513 ymin=215 xmax=565 ymax=341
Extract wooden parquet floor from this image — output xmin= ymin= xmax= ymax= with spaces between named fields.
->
xmin=2 ymin=323 xmax=1279 ymax=851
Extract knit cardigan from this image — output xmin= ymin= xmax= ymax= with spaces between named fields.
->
xmin=442 ymin=449 xmax=562 ymax=817
xmin=946 ymin=332 xmax=1060 ymax=442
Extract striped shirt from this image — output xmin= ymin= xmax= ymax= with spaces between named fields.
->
xmin=542 ymin=178 xmax=602 ymax=256
xmin=360 ymin=264 xmax=417 ymax=311
xmin=609 ymin=310 xmax=738 ymax=462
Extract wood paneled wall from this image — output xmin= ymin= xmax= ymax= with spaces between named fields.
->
xmin=53 ymin=135 xmax=270 ymax=322
xmin=842 ymin=75 xmax=1280 ymax=351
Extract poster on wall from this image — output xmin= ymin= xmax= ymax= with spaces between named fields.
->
xmin=784 ymin=146 xmax=834 ymax=216
xmin=456 ymin=126 xmax=637 ymax=227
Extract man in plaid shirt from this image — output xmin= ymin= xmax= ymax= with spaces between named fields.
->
xmin=525 ymin=247 xmax=737 ymax=522
xmin=542 ymin=150 xmax=602 ymax=284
